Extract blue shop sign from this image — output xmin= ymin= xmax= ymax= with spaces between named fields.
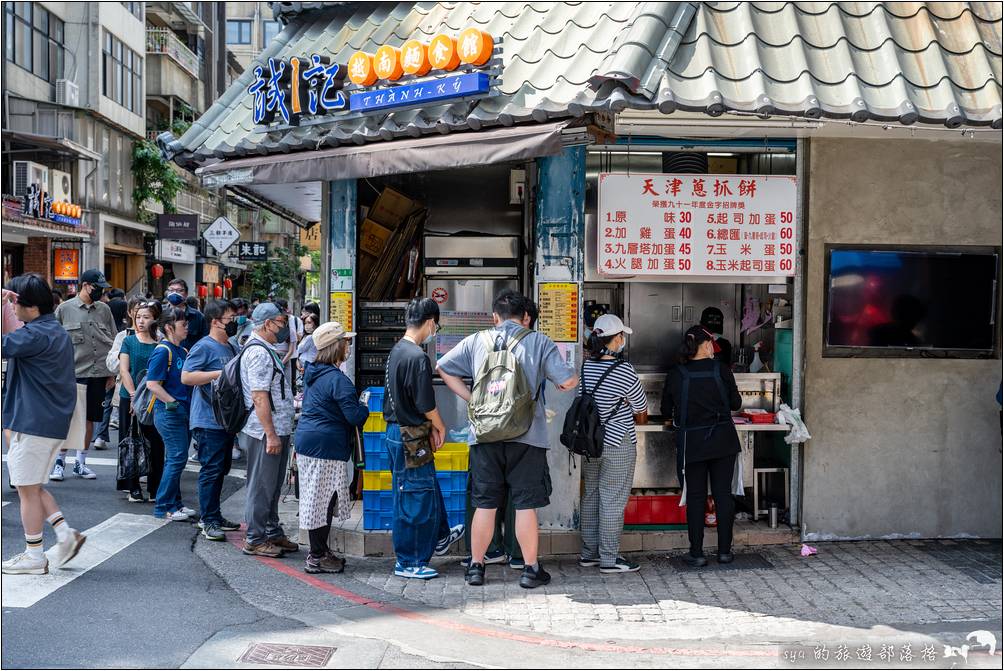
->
xmin=349 ymin=72 xmax=490 ymax=113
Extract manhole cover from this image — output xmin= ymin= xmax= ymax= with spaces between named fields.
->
xmin=649 ymin=552 xmax=774 ymax=572
xmin=237 ymin=643 xmax=336 ymax=667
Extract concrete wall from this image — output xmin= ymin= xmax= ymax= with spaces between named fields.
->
xmin=802 ymin=137 xmax=1003 ymax=540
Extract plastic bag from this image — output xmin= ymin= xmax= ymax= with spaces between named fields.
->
xmin=777 ymin=403 xmax=811 ymax=444
xmin=117 ymin=417 xmax=150 ymax=481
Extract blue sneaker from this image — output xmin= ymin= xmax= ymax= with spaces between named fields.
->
xmin=434 ymin=524 xmax=465 ymax=556
xmin=394 ymin=563 xmax=438 ymax=580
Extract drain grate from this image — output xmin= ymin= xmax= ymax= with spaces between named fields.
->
xmin=648 ymin=552 xmax=774 ymax=572
xmin=237 ymin=643 xmax=336 ymax=667
xmin=917 ymin=541 xmax=1002 ymax=585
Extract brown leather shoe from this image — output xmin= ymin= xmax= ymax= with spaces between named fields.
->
xmin=242 ymin=541 xmax=283 ymax=558
xmin=271 ymin=535 xmax=299 ymax=552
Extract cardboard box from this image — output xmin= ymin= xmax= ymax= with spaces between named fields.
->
xmin=359 ymin=218 xmax=393 ymax=257
xmin=369 ymin=187 xmax=416 ymax=228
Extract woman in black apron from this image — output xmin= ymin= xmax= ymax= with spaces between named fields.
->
xmin=661 ymin=325 xmax=743 ymax=567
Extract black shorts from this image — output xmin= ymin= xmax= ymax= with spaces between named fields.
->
xmin=76 ymin=377 xmax=108 ymax=423
xmin=469 ymin=442 xmax=552 ymax=511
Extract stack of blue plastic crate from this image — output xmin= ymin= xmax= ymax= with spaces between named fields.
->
xmin=361 ymin=387 xmax=392 ymax=530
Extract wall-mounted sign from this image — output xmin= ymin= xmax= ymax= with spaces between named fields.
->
xmin=157 ymin=213 xmax=199 ymax=240
xmin=53 ymin=248 xmax=80 ymax=282
xmin=156 ymin=240 xmax=197 ymax=264
xmin=203 ymin=216 xmax=240 ymax=255
xmin=201 ymin=263 xmax=220 ymax=284
xmin=249 ymin=28 xmax=497 ymax=128
xmin=22 ymin=184 xmax=82 ymax=226
xmin=597 ymin=173 xmax=798 ymax=279
xmin=329 ymin=291 xmax=353 ymax=331
xmin=238 ymin=241 xmax=270 ymax=261
xmin=538 ymin=282 xmax=579 ymax=343
xmin=299 ymin=224 xmax=321 ymax=252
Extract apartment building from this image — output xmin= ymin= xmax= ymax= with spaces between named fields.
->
xmin=223 ymin=1 xmax=282 ymax=71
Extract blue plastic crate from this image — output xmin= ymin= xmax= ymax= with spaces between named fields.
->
xmin=362 ymin=490 xmax=394 ymax=512
xmin=365 ymin=387 xmax=385 ymax=413
xmin=363 ymin=432 xmax=389 ymax=471
xmin=435 ymin=470 xmax=468 ymax=494
xmin=446 ymin=509 xmax=465 ymax=528
xmin=442 ymin=489 xmax=467 ymax=513
xmin=363 ymin=509 xmax=394 ymax=530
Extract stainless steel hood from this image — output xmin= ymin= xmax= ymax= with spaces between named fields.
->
xmin=423 ymin=236 xmax=520 ymax=277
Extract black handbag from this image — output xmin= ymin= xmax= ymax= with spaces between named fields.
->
xmin=117 ymin=415 xmax=150 ymax=481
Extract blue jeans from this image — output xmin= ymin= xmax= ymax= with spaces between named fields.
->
xmin=94 ymin=387 xmax=115 ymax=443
xmin=194 ymin=428 xmax=232 ymax=526
xmin=386 ymin=423 xmax=449 ymax=568
xmin=153 ymin=404 xmax=191 ymax=518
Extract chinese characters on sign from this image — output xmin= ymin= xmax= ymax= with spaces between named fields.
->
xmin=248 ymin=55 xmax=348 ymax=125
xmin=238 ymin=241 xmax=270 ymax=261
xmin=22 ymin=183 xmax=82 ymax=226
xmin=537 ymin=282 xmax=579 ymax=343
xmin=329 ymin=292 xmax=353 ymax=331
xmin=53 ymin=249 xmax=80 ymax=282
xmin=202 ymin=216 xmax=241 ymax=255
xmin=597 ymin=173 xmax=798 ymax=278
xmin=157 ymin=213 xmax=199 ymax=240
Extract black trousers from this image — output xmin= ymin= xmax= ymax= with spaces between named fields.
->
xmin=307 ymin=490 xmax=339 ymax=556
xmin=116 ymin=397 xmax=166 ymax=498
xmin=684 ymin=453 xmax=737 ymax=557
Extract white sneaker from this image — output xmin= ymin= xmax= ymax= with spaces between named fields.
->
xmin=53 ymin=529 xmax=86 ymax=568
xmin=1 ymin=552 xmax=48 ymax=575
xmin=165 ymin=510 xmax=191 ymax=522
xmin=49 ymin=461 xmax=65 ymax=481
xmin=231 ymin=447 xmax=242 ymax=460
xmin=178 ymin=506 xmax=197 ymax=517
xmin=91 ymin=438 xmax=108 ymax=450
xmin=73 ymin=462 xmax=97 ymax=479
xmin=188 ymin=452 xmax=199 ymax=462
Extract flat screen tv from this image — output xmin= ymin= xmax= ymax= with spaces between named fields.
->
xmin=824 ymin=246 xmax=999 ymax=357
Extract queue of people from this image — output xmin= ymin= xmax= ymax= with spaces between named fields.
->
xmin=3 ymin=270 xmax=743 ymax=581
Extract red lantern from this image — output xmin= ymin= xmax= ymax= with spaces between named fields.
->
xmin=151 ymin=263 xmax=164 ymax=279
xmin=198 ymin=284 xmax=208 ymax=299
xmin=213 ymin=285 xmax=223 ymax=299
xmin=223 ymin=277 xmax=233 ymax=290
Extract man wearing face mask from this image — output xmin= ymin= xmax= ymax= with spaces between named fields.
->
xmin=238 ymin=303 xmax=298 ymax=557
xmin=165 ymin=278 xmax=208 ymax=350
xmin=51 ymin=269 xmax=118 ymax=481
xmin=180 ymin=299 xmax=242 ymax=541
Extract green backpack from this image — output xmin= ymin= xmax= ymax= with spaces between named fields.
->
xmin=468 ymin=328 xmax=536 ymax=444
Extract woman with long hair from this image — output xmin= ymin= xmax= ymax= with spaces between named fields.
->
xmin=146 ymin=306 xmax=194 ymax=521
xmin=116 ymin=299 xmax=166 ymax=501
xmin=292 ymin=322 xmax=369 ymax=574
xmin=577 ymin=314 xmax=648 ymax=573
xmin=661 ymin=325 xmax=743 ymax=567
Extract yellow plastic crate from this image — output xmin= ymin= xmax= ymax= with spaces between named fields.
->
xmin=434 ymin=442 xmax=470 ymax=471
xmin=362 ymin=470 xmax=392 ymax=491
xmin=363 ymin=412 xmax=387 ymax=434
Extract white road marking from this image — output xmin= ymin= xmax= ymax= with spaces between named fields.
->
xmin=2 ymin=513 xmax=167 ymax=608
xmin=0 ymin=455 xmax=246 ymax=479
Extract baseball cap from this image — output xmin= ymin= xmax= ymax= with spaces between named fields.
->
xmin=312 ymin=321 xmax=356 ymax=350
xmin=592 ymin=314 xmax=633 ymax=337
xmin=80 ymin=269 xmax=111 ymax=288
xmin=700 ymin=306 xmax=724 ymax=335
xmin=251 ymin=302 xmax=283 ymax=324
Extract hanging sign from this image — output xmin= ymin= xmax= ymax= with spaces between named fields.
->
xmin=597 ymin=173 xmax=797 ymax=278
xmin=53 ymin=249 xmax=80 ymax=282
xmin=238 ymin=241 xmax=270 ymax=261
xmin=349 ymin=72 xmax=489 ymax=114
xmin=22 ymin=184 xmax=82 ymax=226
xmin=158 ymin=213 xmax=198 ymax=240
xmin=203 ymin=216 xmax=240 ymax=255
xmin=538 ymin=282 xmax=579 ymax=343
xmin=156 ymin=240 xmax=197 ymax=264
xmin=329 ymin=291 xmax=353 ymax=331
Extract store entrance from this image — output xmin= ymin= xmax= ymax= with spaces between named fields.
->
xmin=105 ymin=253 xmax=126 ymax=291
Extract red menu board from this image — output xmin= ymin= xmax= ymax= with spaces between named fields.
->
xmin=597 ymin=173 xmax=797 ymax=278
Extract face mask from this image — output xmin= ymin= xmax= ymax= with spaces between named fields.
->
xmin=88 ymin=286 xmax=103 ymax=302
xmin=166 ymin=292 xmax=185 ymax=306
xmin=236 ymin=315 xmax=248 ymax=326
xmin=224 ymin=320 xmax=238 ymax=337
xmin=274 ymin=325 xmax=290 ymax=342
xmin=304 ymin=323 xmax=315 ymax=335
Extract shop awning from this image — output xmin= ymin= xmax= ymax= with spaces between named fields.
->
xmin=3 ymin=131 xmax=102 ymax=161
xmin=174 ymin=2 xmax=1002 ymax=170
xmin=196 ymin=121 xmax=570 ymax=186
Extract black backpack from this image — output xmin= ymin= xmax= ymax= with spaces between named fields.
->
xmin=560 ymin=360 xmax=627 ymax=460
xmin=211 ymin=340 xmax=285 ymax=435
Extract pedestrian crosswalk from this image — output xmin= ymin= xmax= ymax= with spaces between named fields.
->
xmin=1 ymin=513 xmax=167 ymax=608
xmin=0 ymin=454 xmax=247 ymax=480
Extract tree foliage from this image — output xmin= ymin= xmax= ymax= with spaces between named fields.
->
xmin=132 ymin=140 xmax=184 ymax=223
xmin=246 ymin=241 xmax=309 ymax=300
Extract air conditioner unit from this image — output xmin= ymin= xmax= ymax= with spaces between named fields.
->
xmin=13 ymin=161 xmax=50 ymax=197
xmin=50 ymin=169 xmax=72 ymax=202
xmin=55 ymin=79 xmax=79 ymax=107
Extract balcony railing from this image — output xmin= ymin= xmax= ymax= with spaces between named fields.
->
xmin=146 ymin=28 xmax=200 ymax=78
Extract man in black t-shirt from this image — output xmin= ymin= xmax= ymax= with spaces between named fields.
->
xmin=382 ymin=297 xmax=464 ymax=580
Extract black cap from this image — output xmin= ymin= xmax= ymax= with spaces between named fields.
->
xmin=700 ymin=306 xmax=724 ymax=335
xmin=80 ymin=269 xmax=111 ymax=288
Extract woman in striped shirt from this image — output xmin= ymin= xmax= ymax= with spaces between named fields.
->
xmin=577 ymin=314 xmax=648 ymax=573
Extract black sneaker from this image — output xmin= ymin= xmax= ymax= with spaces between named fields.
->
xmin=519 ymin=563 xmax=551 ymax=589
xmin=599 ymin=556 xmax=640 ymax=573
xmin=682 ymin=554 xmax=708 ymax=568
xmin=465 ymin=561 xmax=485 ymax=586
xmin=127 ymin=490 xmax=146 ymax=502
xmin=218 ymin=518 xmax=241 ymax=531
xmin=201 ymin=523 xmax=226 ymax=542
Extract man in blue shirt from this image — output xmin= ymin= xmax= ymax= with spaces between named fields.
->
xmin=2 ymin=274 xmax=87 ymax=575
xmin=181 ymin=299 xmax=241 ymax=541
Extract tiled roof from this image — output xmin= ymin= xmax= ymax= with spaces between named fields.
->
xmin=175 ymin=2 xmax=1002 ymax=166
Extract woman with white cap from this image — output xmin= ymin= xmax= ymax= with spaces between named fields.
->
xmin=293 ymin=321 xmax=369 ymax=574
xmin=577 ymin=314 xmax=648 ymax=573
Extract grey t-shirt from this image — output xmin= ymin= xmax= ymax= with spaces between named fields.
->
xmin=436 ymin=320 xmax=575 ymax=449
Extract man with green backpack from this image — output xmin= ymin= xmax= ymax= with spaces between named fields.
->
xmin=437 ymin=290 xmax=577 ymax=589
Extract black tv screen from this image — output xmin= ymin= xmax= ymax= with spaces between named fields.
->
xmin=825 ymin=248 xmax=998 ymax=354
